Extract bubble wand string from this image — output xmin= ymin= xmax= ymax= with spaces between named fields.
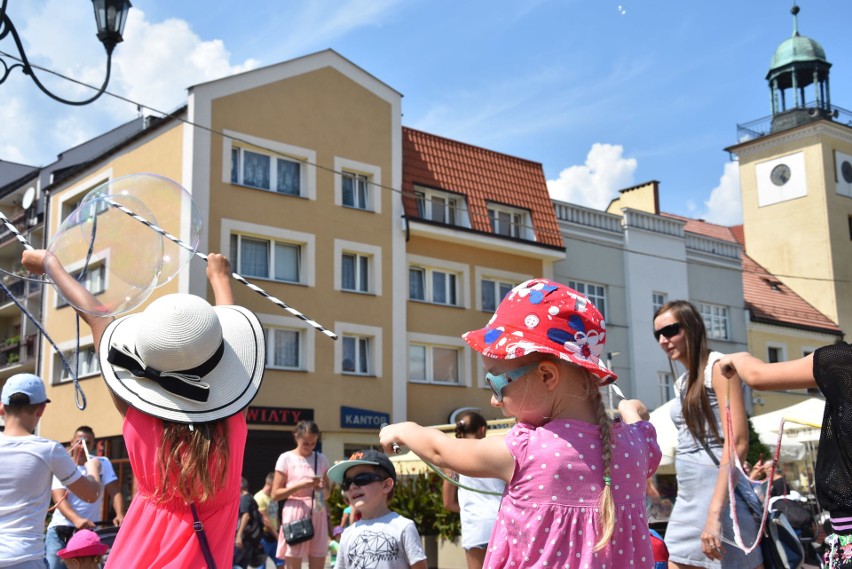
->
xmin=0 ymin=213 xmax=87 ymax=408
xmin=102 ymin=198 xmax=338 ymax=340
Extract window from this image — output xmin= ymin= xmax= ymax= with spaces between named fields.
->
xmin=481 ymin=279 xmax=514 ymax=312
xmin=342 ymin=335 xmax=371 ymax=375
xmin=409 ymin=267 xmax=458 ymax=306
xmin=265 ymin=327 xmax=302 ymax=369
xmin=767 ymin=345 xmax=786 ymax=364
xmin=342 ymin=253 xmax=370 ymax=293
xmin=230 ymin=234 xmax=301 ymax=283
xmin=230 ymin=146 xmax=302 ymax=196
xmin=342 ymin=172 xmax=369 ymax=210
xmin=700 ymin=303 xmax=729 ymax=340
xmin=659 ymin=372 xmax=675 ymax=403
xmin=567 ymin=280 xmax=607 ymax=318
xmin=415 ymin=189 xmax=461 ymax=225
xmin=652 ymin=292 xmax=667 ymax=315
xmin=56 ymin=264 xmax=106 ymax=308
xmin=409 ymin=344 xmax=461 ymax=385
xmin=60 ymin=191 xmax=109 ymax=227
xmin=487 ymin=204 xmax=530 ymax=239
xmin=55 ymin=346 xmax=99 ymax=384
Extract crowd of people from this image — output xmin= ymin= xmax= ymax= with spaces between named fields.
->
xmin=0 ymin=251 xmax=849 ymax=569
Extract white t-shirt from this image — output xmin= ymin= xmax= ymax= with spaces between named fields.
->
xmin=48 ymin=456 xmax=117 ymax=528
xmin=0 ymin=433 xmax=82 ymax=566
xmin=457 ymin=475 xmax=504 ymax=549
xmin=334 ymin=511 xmax=427 ymax=569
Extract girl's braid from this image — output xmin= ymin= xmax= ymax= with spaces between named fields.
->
xmin=590 ymin=377 xmax=615 ymax=551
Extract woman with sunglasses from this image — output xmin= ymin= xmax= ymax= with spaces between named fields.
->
xmin=441 ymin=411 xmax=505 ymax=569
xmin=653 ymin=300 xmax=763 ymax=569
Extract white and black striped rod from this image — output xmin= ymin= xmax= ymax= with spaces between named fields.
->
xmin=0 ymin=211 xmax=34 ymax=251
xmin=103 ymin=198 xmax=338 ymax=340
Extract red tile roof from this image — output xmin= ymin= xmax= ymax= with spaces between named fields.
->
xmin=741 ymin=253 xmax=841 ymax=335
xmin=662 ymin=213 xmax=738 ymax=242
xmin=402 ymin=127 xmax=564 ymax=249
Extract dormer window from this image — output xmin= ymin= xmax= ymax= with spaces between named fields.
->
xmin=413 ymin=186 xmax=468 ymax=228
xmin=487 ymin=203 xmax=532 ymax=240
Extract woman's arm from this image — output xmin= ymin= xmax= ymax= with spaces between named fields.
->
xmin=206 ymin=253 xmax=234 ymax=306
xmin=701 ymin=360 xmax=750 ymax=560
xmin=719 ymin=352 xmax=816 ymax=391
xmin=270 ymin=467 xmax=316 ymax=502
xmin=380 ymin=422 xmax=514 ymax=482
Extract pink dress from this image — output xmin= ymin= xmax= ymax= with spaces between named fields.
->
xmin=275 ymin=450 xmax=330 ymax=559
xmin=483 ymin=419 xmax=662 ymax=569
xmin=105 ymin=407 xmax=247 ymax=568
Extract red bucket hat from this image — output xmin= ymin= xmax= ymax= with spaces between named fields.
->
xmin=463 ymin=278 xmax=616 ymax=385
xmin=57 ymin=529 xmax=109 ymax=559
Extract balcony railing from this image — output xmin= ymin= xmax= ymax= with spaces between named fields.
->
xmin=736 ymin=103 xmax=852 ymax=142
xmin=0 ymin=334 xmax=35 ymax=368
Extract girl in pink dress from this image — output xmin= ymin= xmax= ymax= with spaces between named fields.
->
xmin=381 ymin=279 xmax=662 ymax=568
xmin=23 ymin=251 xmax=265 ymax=568
xmin=271 ymin=421 xmax=330 ymax=569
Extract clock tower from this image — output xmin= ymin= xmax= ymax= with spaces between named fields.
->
xmin=727 ymin=5 xmax=852 ymax=333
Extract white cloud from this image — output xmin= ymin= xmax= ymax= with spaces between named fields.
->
xmin=701 ymin=161 xmax=742 ymax=225
xmin=546 ymin=143 xmax=637 ymax=210
xmin=1 ymin=1 xmax=259 ymax=165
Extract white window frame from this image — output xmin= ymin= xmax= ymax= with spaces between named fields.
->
xmin=333 ymin=240 xmax=382 ymax=296
xmin=222 ymin=130 xmax=316 ymax=200
xmin=221 ymin=219 xmax=315 ymax=287
xmin=652 ymin=292 xmax=668 ymax=315
xmin=486 ymin=202 xmax=533 ymax=240
xmin=407 ymin=256 xmax=469 ymax=308
xmin=567 ymin=279 xmax=607 ymax=318
xmin=474 ymin=267 xmax=529 ymax=313
xmin=407 ymin=333 xmax=470 ymax=386
xmin=659 ymin=372 xmax=675 ymax=403
xmin=412 ymin=185 xmax=469 ymax=228
xmin=334 ymin=322 xmax=383 ymax=377
xmin=52 ymin=338 xmax=99 ymax=385
xmin=260 ymin=314 xmax=315 ymax=373
xmin=699 ymin=302 xmax=730 ymax=340
xmin=55 ymin=263 xmax=107 ymax=309
xmin=334 ymin=157 xmax=382 ymax=213
xmin=767 ymin=343 xmax=787 ymax=364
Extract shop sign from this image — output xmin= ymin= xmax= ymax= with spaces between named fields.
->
xmin=340 ymin=406 xmax=390 ymax=429
xmin=247 ymin=406 xmax=313 ymax=426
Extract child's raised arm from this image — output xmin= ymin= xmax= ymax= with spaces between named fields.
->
xmin=380 ymin=422 xmax=514 ymax=482
xmin=206 ymin=253 xmax=234 ymax=306
xmin=22 ymin=250 xmax=114 ymax=351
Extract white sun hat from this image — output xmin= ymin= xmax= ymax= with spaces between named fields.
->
xmin=98 ymin=293 xmax=265 ymax=424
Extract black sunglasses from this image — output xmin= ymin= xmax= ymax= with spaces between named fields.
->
xmin=653 ymin=322 xmax=682 ymax=340
xmin=342 ymin=472 xmax=386 ymax=491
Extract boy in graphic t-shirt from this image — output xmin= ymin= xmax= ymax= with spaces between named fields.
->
xmin=327 ymin=450 xmax=427 ymax=569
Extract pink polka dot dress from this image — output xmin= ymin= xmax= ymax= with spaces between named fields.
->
xmin=483 ymin=419 xmax=661 ymax=569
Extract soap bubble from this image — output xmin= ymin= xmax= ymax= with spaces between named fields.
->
xmin=46 ymin=195 xmax=162 ymax=316
xmin=82 ymin=173 xmax=202 ymax=287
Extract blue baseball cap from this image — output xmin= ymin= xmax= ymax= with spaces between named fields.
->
xmin=1 ymin=373 xmax=49 ymax=405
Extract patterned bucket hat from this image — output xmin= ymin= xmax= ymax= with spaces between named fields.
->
xmin=463 ymin=278 xmax=616 ymax=385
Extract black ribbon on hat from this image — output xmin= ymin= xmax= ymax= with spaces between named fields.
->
xmin=106 ymin=341 xmax=225 ymax=402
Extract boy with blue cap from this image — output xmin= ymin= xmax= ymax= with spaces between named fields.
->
xmin=0 ymin=374 xmax=102 ymax=568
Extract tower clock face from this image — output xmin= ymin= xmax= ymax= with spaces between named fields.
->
xmin=842 ymin=160 xmax=852 ymax=184
xmin=770 ymin=163 xmax=791 ymax=186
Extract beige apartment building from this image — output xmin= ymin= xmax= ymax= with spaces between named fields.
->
xmin=14 ymin=50 xmax=562 ymax=488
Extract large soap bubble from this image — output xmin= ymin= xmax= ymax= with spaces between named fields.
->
xmin=82 ymin=173 xmax=202 ymax=287
xmin=46 ymin=195 xmax=162 ymax=316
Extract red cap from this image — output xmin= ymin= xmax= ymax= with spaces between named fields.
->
xmin=463 ymin=279 xmax=616 ymax=385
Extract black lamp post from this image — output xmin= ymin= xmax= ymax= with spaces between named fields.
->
xmin=0 ymin=0 xmax=131 ymax=105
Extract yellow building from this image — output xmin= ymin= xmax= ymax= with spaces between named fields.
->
xmin=20 ymin=50 xmax=562 ymax=489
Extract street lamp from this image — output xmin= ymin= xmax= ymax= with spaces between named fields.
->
xmin=0 ymin=0 xmax=131 ymax=105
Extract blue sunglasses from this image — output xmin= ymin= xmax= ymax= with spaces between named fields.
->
xmin=485 ymin=362 xmax=540 ymax=402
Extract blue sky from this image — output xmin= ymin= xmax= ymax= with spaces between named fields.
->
xmin=2 ymin=0 xmax=851 ymax=225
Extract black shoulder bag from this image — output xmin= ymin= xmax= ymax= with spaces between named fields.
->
xmin=282 ymin=452 xmax=317 ymax=545
xmin=190 ymin=502 xmax=218 ymax=569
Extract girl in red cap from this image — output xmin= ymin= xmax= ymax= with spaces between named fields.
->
xmin=381 ymin=278 xmax=661 ymax=568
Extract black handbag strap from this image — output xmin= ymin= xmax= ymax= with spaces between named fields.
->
xmin=190 ymin=502 xmax=218 ymax=569
xmin=285 ymin=451 xmax=317 ymax=511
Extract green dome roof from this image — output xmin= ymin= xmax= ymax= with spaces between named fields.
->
xmin=769 ymin=34 xmax=827 ymax=70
